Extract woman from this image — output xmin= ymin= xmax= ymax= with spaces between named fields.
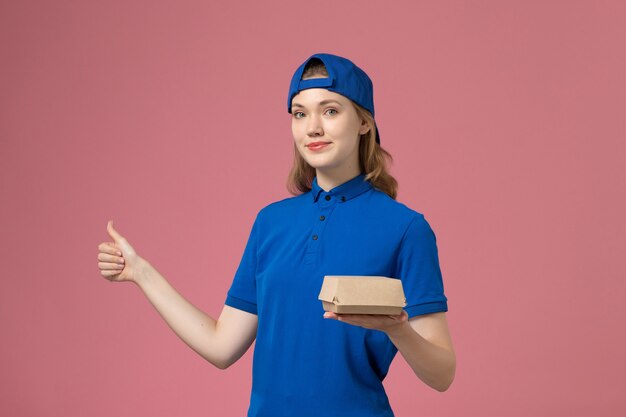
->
xmin=97 ymin=52 xmax=456 ymax=417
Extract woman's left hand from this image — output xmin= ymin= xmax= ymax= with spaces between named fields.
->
xmin=323 ymin=310 xmax=409 ymax=335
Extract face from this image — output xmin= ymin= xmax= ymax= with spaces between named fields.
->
xmin=291 ymin=86 xmax=370 ymax=179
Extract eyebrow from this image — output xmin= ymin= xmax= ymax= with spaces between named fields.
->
xmin=291 ymin=100 xmax=344 ymax=109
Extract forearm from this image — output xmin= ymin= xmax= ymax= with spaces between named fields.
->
xmin=133 ymin=259 xmax=227 ymax=369
xmin=385 ymin=322 xmax=456 ymax=392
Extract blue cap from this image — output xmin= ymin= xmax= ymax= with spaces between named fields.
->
xmin=287 ymin=53 xmax=380 ymax=145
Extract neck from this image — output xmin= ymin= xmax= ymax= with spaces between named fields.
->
xmin=315 ymin=166 xmax=362 ymax=191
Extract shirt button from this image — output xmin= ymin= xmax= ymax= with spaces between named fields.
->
xmin=312 ymin=235 xmax=318 ymax=240
xmin=341 ymin=196 xmax=346 ymax=202
xmin=325 ymin=195 xmax=331 ymax=201
xmin=319 ymin=215 xmax=325 ymax=221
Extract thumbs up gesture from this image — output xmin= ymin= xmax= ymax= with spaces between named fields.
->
xmin=97 ymin=220 xmax=144 ymax=283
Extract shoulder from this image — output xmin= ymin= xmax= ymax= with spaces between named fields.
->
xmin=254 ymin=192 xmax=310 ymax=222
xmin=369 ymin=187 xmax=428 ymax=226
xmin=367 ymin=188 xmax=442 ymax=245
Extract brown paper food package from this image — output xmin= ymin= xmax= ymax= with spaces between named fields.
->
xmin=318 ymin=275 xmax=407 ymax=315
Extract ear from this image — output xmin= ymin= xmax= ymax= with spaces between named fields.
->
xmin=359 ymin=118 xmax=371 ymax=135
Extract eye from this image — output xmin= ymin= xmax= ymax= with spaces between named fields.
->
xmin=293 ymin=111 xmax=304 ymax=119
xmin=326 ymin=108 xmax=338 ymax=116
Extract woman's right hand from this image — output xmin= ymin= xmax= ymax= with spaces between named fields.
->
xmin=97 ymin=220 xmax=145 ymax=284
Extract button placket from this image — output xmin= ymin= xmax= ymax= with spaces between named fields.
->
xmin=306 ymin=192 xmax=336 ymax=262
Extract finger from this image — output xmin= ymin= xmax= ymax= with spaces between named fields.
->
xmin=99 ymin=242 xmax=122 ymax=256
xmin=101 ymin=269 xmax=120 ymax=278
xmin=99 ymin=261 xmax=125 ymax=270
xmin=336 ymin=313 xmax=362 ymax=320
xmin=107 ymin=220 xmax=126 ymax=243
xmin=98 ymin=252 xmax=125 ymax=263
xmin=110 ymin=243 xmax=123 ymax=255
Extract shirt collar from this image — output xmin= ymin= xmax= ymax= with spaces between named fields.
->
xmin=311 ymin=173 xmax=373 ymax=203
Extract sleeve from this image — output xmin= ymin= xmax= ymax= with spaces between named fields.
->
xmin=395 ymin=214 xmax=449 ymax=319
xmin=224 ymin=212 xmax=260 ymax=315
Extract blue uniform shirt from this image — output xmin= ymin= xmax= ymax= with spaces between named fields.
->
xmin=225 ymin=173 xmax=448 ymax=417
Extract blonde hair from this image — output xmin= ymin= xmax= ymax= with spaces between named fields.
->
xmin=286 ymin=58 xmax=398 ymax=199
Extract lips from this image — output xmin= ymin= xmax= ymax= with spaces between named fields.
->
xmin=306 ymin=141 xmax=331 ymax=148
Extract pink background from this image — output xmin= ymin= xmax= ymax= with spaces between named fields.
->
xmin=1 ymin=1 xmax=625 ymax=416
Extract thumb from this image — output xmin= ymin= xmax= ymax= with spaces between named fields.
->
xmin=107 ymin=220 xmax=126 ymax=243
xmin=107 ymin=220 xmax=137 ymax=256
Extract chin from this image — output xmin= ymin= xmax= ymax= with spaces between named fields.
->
xmin=303 ymin=155 xmax=332 ymax=167
xmin=299 ymin=154 xmax=322 ymax=166
xmin=304 ymin=161 xmax=323 ymax=169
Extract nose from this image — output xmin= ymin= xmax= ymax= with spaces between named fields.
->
xmin=306 ymin=114 xmax=324 ymax=137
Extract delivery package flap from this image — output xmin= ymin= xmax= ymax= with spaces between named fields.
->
xmin=318 ymin=275 xmax=407 ymax=315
